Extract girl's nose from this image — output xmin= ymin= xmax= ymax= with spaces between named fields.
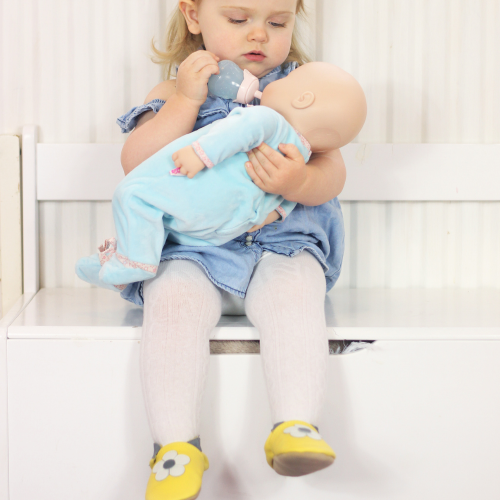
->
xmin=247 ymin=25 xmax=268 ymax=43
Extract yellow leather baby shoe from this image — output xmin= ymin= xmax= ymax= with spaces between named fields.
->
xmin=264 ymin=420 xmax=336 ymax=477
xmin=146 ymin=441 xmax=209 ymax=500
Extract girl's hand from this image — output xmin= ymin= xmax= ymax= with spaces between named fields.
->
xmin=172 ymin=145 xmax=206 ymax=178
xmin=245 ymin=143 xmax=308 ymax=201
xmin=247 ymin=210 xmax=281 ymax=233
xmin=175 ymin=51 xmax=220 ymax=107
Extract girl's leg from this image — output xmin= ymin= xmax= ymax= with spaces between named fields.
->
xmin=245 ymin=251 xmax=329 ymax=425
xmin=141 ymin=259 xmax=222 ymax=446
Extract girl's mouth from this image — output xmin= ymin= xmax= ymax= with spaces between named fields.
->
xmin=244 ymin=51 xmax=265 ymax=62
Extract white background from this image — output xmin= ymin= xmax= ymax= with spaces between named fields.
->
xmin=1 ymin=0 xmax=499 ymax=289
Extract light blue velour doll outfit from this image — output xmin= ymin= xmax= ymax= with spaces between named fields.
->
xmin=80 ymin=62 xmax=344 ymax=304
xmin=75 ymin=105 xmax=311 ymax=288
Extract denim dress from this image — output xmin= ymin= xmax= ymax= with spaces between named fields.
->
xmin=116 ymin=62 xmax=345 ymax=306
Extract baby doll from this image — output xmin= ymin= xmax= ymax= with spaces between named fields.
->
xmin=75 ymin=62 xmax=366 ymax=290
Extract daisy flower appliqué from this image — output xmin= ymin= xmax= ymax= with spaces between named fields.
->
xmin=283 ymin=424 xmax=322 ymax=440
xmin=152 ymin=450 xmax=191 ymax=481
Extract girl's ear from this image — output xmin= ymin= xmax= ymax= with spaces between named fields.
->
xmin=179 ymin=0 xmax=201 ymax=35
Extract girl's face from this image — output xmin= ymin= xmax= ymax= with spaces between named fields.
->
xmin=182 ymin=0 xmax=297 ymax=78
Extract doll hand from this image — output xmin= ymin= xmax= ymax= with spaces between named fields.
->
xmin=245 ymin=143 xmax=307 ymax=200
xmin=172 ymin=145 xmax=206 ymax=178
xmin=247 ymin=210 xmax=281 ymax=233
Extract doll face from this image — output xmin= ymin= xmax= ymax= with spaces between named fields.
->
xmin=181 ymin=0 xmax=297 ymax=78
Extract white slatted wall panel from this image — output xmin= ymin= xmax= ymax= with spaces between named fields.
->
xmin=1 ymin=0 xmax=499 ymax=289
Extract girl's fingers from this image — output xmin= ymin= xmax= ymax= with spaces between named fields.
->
xmin=278 ymin=143 xmax=303 ymax=160
xmin=199 ymin=64 xmax=220 ymax=80
xmin=185 ymin=52 xmax=219 ymax=72
xmin=245 ymin=161 xmax=266 ymax=189
xmin=184 ymin=50 xmax=219 ymax=65
xmin=249 ymin=146 xmax=276 ymax=176
xmin=254 ymin=143 xmax=284 ymax=169
xmin=204 ymin=51 xmax=220 ymax=62
xmin=247 ymin=150 xmax=271 ymax=181
xmin=192 ymin=56 xmax=220 ymax=74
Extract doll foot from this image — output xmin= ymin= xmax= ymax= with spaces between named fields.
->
xmin=264 ymin=420 xmax=336 ymax=477
xmin=75 ymin=253 xmax=122 ymax=292
xmin=146 ymin=441 xmax=209 ymax=500
xmin=99 ymin=252 xmax=157 ymax=285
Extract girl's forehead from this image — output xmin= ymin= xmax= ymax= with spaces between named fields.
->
xmin=205 ymin=0 xmax=298 ymax=12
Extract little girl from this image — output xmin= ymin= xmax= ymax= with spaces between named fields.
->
xmin=117 ymin=1 xmax=346 ymax=499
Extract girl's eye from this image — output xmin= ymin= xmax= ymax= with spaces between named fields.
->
xmin=228 ymin=18 xmax=246 ymax=24
xmin=270 ymin=22 xmax=286 ymax=28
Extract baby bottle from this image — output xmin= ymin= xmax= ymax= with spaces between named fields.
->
xmin=208 ymin=60 xmax=263 ymax=104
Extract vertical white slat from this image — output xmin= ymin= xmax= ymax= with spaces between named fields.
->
xmin=458 ymin=202 xmax=482 ymax=288
xmin=480 ymin=203 xmax=500 ymax=287
xmin=335 ymin=201 xmax=350 ymax=288
xmin=39 ymin=201 xmax=115 ymax=288
xmin=38 ymin=201 xmax=57 ymax=289
xmin=460 ymin=0 xmax=485 ymax=142
xmin=298 ymin=0 xmax=316 ymax=60
xmin=384 ymin=202 xmax=410 ymax=288
xmin=321 ymin=0 xmax=354 ymax=74
xmin=424 ymin=0 xmax=449 ymax=142
xmin=37 ymin=0 xmax=56 ymax=142
xmin=22 ymin=125 xmax=39 ymax=294
xmin=0 ymin=135 xmax=22 ymax=316
xmin=73 ymin=0 xmax=92 ymax=143
xmin=421 ymin=202 xmax=447 ymax=287
xmin=0 ymin=324 xmax=7 ymax=500
xmin=483 ymin=0 xmax=500 ymax=143
xmin=448 ymin=1 xmax=463 ymax=143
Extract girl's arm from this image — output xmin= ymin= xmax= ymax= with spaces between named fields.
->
xmin=245 ymin=145 xmax=346 ymax=206
xmin=291 ymin=150 xmax=346 ymax=205
xmin=120 ymin=81 xmax=199 ymax=175
xmin=120 ymin=51 xmax=220 ymax=175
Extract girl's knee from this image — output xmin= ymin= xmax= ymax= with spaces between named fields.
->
xmin=144 ymin=259 xmax=221 ymax=313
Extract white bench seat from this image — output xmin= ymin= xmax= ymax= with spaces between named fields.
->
xmin=8 ymin=286 xmax=500 ymax=340
xmin=5 ymin=287 xmax=500 ymax=500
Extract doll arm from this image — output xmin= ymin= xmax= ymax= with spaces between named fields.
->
xmin=275 ymin=199 xmax=297 ymax=221
xmin=192 ymin=106 xmax=282 ymax=168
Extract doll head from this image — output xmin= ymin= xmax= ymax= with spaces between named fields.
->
xmin=260 ymin=62 xmax=367 ymax=152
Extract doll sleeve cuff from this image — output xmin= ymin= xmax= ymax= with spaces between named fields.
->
xmin=192 ymin=141 xmax=214 ymax=168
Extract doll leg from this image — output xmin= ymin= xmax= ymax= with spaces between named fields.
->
xmin=245 ymin=251 xmax=329 ymax=425
xmin=141 ymin=259 xmax=222 ymax=446
xmin=99 ymin=178 xmax=168 ymax=285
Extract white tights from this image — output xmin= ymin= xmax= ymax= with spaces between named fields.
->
xmin=141 ymin=251 xmax=328 ymax=446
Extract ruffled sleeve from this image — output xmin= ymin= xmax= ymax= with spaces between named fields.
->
xmin=116 ymin=99 xmax=166 ymax=133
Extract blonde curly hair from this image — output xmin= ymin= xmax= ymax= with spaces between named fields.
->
xmin=152 ymin=1 xmax=312 ymax=79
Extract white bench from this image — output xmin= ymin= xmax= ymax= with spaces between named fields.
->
xmin=1 ymin=126 xmax=500 ymax=500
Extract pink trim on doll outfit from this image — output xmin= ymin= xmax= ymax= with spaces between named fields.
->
xmin=98 ymin=238 xmax=118 ymax=266
xmin=98 ymin=237 xmax=157 ymax=275
xmin=114 ymin=284 xmax=127 ymax=291
xmin=192 ymin=141 xmax=214 ymax=168
xmin=294 ymin=129 xmax=312 ymax=159
xmin=275 ymin=205 xmax=287 ymax=220
xmin=116 ymin=253 xmax=158 ymax=274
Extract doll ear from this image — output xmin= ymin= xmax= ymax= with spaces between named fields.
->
xmin=291 ymin=91 xmax=315 ymax=109
xmin=179 ymin=1 xmax=201 ymax=35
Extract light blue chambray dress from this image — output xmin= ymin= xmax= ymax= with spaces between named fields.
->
xmin=116 ymin=62 xmax=345 ymax=306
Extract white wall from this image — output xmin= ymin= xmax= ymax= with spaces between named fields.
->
xmin=1 ymin=0 xmax=499 ymax=288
